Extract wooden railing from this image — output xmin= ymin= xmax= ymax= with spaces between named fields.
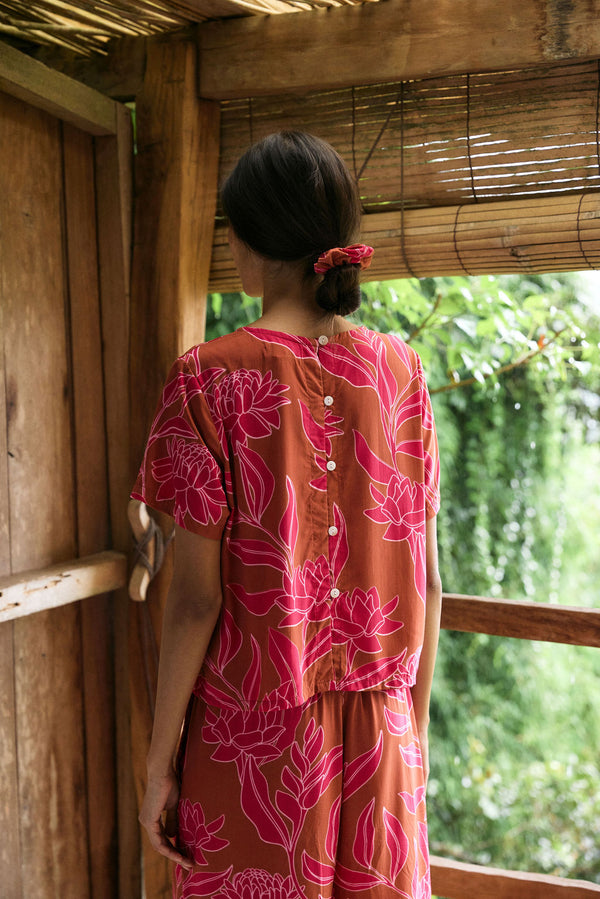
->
xmin=431 ymin=855 xmax=600 ymax=899
xmin=434 ymin=591 xmax=600 ymax=898
xmin=0 ymin=551 xmax=127 ymax=623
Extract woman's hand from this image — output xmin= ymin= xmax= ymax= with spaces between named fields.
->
xmin=138 ymin=769 xmax=193 ymax=870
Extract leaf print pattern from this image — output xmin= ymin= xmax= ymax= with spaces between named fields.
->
xmin=133 ymin=327 xmax=439 ymax=707
xmin=175 ymin=690 xmax=430 ymax=899
xmin=132 ymin=327 xmax=439 ymax=898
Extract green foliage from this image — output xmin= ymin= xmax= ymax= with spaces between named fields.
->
xmin=205 ymin=271 xmax=600 ymax=883
xmin=206 ymin=291 xmax=261 ymax=340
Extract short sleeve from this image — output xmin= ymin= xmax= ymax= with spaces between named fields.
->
xmin=417 ymin=358 xmax=441 ymax=519
xmin=131 ymin=355 xmax=230 ymax=539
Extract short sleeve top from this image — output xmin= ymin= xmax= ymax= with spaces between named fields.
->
xmin=132 ymin=325 xmax=440 ymax=711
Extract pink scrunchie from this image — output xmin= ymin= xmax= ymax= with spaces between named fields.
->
xmin=314 ymin=244 xmax=374 ymax=274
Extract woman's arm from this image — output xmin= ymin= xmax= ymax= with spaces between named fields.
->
xmin=411 ymin=515 xmax=443 ymax=783
xmin=138 ymin=524 xmax=223 ymax=869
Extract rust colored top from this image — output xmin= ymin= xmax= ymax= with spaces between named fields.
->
xmin=132 ymin=325 xmax=440 ymax=711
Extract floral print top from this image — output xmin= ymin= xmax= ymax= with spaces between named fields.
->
xmin=132 ymin=325 xmax=440 ymax=711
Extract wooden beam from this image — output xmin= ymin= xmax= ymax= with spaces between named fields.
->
xmin=197 ymin=0 xmax=600 ymax=98
xmin=431 ymin=855 xmax=600 ymax=898
xmin=0 ymin=40 xmax=118 ymax=134
xmin=0 ymin=552 xmax=127 ymax=624
xmin=441 ymin=594 xmax=600 ymax=648
xmin=34 ymin=35 xmax=149 ymax=102
xmin=129 ymin=35 xmax=220 ymax=897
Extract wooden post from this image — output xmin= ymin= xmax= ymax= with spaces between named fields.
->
xmin=129 ymin=34 xmax=220 ymax=898
xmin=95 ymin=104 xmax=140 ymax=899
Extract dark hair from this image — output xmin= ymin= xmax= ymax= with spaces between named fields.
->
xmin=221 ymin=131 xmax=363 ymax=316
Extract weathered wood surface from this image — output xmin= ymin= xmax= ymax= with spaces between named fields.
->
xmin=431 ymin=855 xmax=600 ymax=898
xmin=64 ymin=121 xmax=120 ymax=898
xmin=129 ymin=36 xmax=220 ymax=897
xmin=0 ymin=39 xmax=117 ymax=134
xmin=197 ymin=0 xmax=600 ymax=98
xmin=441 ymin=594 xmax=600 ymax=647
xmin=95 ymin=103 xmax=141 ymax=899
xmin=1 ymin=91 xmax=89 ymax=897
xmin=0 ymin=551 xmax=127 ymax=623
xmin=0 ymin=182 xmax=19 ymax=892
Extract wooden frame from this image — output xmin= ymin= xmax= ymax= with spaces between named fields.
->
xmin=1 ymin=40 xmax=139 ymax=898
xmin=0 ymin=40 xmax=117 ymax=134
xmin=197 ymin=0 xmax=600 ymax=99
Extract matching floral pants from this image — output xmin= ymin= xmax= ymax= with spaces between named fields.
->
xmin=174 ymin=690 xmax=431 ymax=899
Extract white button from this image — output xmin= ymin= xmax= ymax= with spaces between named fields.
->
xmin=328 ymin=525 xmax=338 ymax=536
xmin=330 ymin=587 xmax=340 ymax=599
xmin=326 ymin=460 xmax=336 ymax=471
xmin=324 ymin=395 xmax=334 ymax=406
xmin=318 ymin=335 xmax=328 ymax=345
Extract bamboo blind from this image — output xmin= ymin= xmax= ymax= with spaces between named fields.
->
xmin=211 ymin=59 xmax=600 ymax=286
xmin=208 ymin=192 xmax=600 ymax=289
xmin=219 ymin=60 xmax=600 ymax=212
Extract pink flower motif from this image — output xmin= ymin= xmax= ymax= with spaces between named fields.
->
xmin=279 ymin=555 xmax=331 ymax=627
xmin=365 ymin=473 xmax=425 ymax=541
xmin=201 ymin=705 xmax=300 ymax=765
xmin=332 ymin=587 xmax=403 ymax=658
xmin=178 ymin=799 xmax=229 ymax=865
xmin=151 ymin=436 xmax=225 ymax=526
xmin=210 ymin=369 xmax=290 ymax=448
xmin=214 ymin=869 xmax=298 ymax=899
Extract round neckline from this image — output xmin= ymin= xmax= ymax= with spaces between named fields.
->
xmin=241 ymin=324 xmax=368 ymax=343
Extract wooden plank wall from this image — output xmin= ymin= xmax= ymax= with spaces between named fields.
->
xmin=0 ymin=90 xmax=123 ymax=898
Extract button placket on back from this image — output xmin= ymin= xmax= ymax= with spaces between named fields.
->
xmin=317 ymin=335 xmax=340 ymax=603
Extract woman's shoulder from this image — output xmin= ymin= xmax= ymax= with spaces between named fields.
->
xmin=178 ymin=328 xmax=253 ymax=372
xmin=359 ymin=327 xmax=421 ymax=371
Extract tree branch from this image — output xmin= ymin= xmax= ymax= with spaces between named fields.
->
xmin=430 ymin=331 xmax=565 ymax=395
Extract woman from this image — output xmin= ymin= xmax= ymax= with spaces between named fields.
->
xmin=133 ymin=131 xmax=442 ymax=899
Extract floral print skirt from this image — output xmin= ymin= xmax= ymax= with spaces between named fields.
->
xmin=174 ymin=690 xmax=431 ymax=899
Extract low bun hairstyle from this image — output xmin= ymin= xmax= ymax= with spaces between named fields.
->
xmin=221 ymin=131 xmax=363 ymax=316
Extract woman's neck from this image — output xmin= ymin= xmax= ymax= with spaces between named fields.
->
xmin=251 ymin=272 xmax=354 ymax=338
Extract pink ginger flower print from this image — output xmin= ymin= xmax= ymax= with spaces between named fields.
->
xmin=151 ymin=437 xmax=225 ymax=527
xmin=280 ymin=555 xmax=331 ymax=627
xmin=211 ymin=369 xmax=290 ymax=448
xmin=332 ymin=587 xmax=403 ymax=661
xmin=201 ymin=705 xmax=301 ymax=765
xmin=178 ymin=799 xmax=229 ymax=865
xmin=215 ymin=869 xmax=298 ymax=899
xmin=365 ymin=472 xmax=424 ymax=541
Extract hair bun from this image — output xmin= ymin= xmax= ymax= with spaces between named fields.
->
xmin=315 ymin=265 xmax=361 ymax=316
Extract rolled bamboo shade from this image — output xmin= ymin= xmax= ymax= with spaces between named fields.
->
xmin=219 ymin=60 xmax=600 ymax=212
xmin=213 ymin=58 xmax=600 ymax=283
xmin=208 ymin=191 xmax=600 ymax=290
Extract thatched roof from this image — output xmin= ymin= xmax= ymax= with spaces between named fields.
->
xmin=0 ymin=0 xmax=371 ymax=55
